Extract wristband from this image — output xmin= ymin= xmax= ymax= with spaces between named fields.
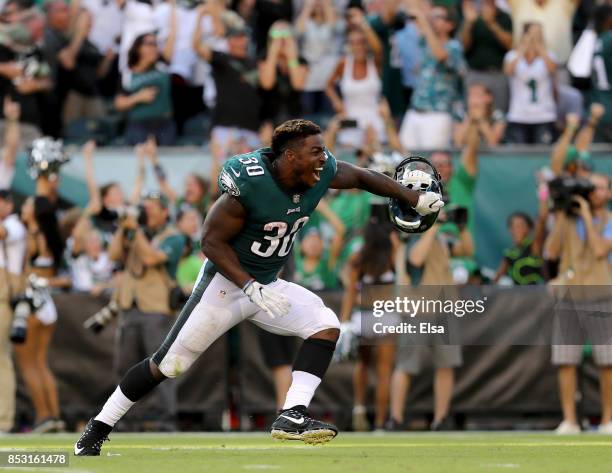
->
xmin=242 ymin=279 xmax=255 ymax=292
xmin=288 ymin=58 xmax=299 ymax=69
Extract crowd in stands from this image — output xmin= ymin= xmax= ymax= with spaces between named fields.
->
xmin=0 ymin=0 xmax=610 ymax=149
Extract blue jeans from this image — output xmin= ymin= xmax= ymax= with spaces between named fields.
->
xmin=125 ymin=118 xmax=176 ymax=146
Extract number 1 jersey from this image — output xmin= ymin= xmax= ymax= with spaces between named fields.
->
xmin=216 ymin=147 xmax=337 ymax=284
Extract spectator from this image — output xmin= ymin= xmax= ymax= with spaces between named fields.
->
xmin=366 ymin=0 xmax=407 ymax=118
xmin=395 ymin=15 xmax=421 ymax=108
xmin=252 ymin=0 xmax=293 ymax=56
xmin=325 ymin=9 xmax=384 ymax=148
xmin=0 ymin=189 xmax=26 ymax=434
xmin=295 ymin=0 xmax=338 ymax=116
xmin=0 ymin=97 xmax=19 ymax=190
xmin=399 ymin=3 xmax=466 ymax=151
xmin=0 ymin=9 xmax=51 ymax=140
xmin=115 ymin=33 xmax=176 ymax=145
xmin=70 ymin=228 xmax=115 ymax=295
xmin=508 ymin=0 xmax=577 ymax=66
xmin=340 ymin=219 xmax=401 ymax=431
xmin=175 ymin=207 xmax=204 ymax=294
xmin=17 ymin=191 xmax=68 ymax=433
xmin=154 ymin=0 xmax=207 ymax=136
xmin=453 ymin=83 xmax=506 ymax=147
xmin=591 ymin=5 xmax=612 ymax=143
xmin=460 ymin=0 xmax=513 ymax=111
xmin=293 ymin=224 xmax=342 ymax=291
xmin=504 ymin=22 xmax=557 ymax=145
xmin=493 ymin=208 xmax=547 ymax=285
xmin=544 ymin=173 xmax=612 ymax=435
xmin=550 ymin=105 xmax=606 ymax=179
xmin=193 ymin=16 xmax=262 ymax=164
xmin=42 ymin=2 xmax=106 ymax=133
xmin=389 ymin=207 xmax=474 ymax=431
xmin=108 ymin=191 xmax=186 ymax=430
xmin=259 ymin=20 xmax=308 ymax=126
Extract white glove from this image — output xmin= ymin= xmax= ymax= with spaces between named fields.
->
xmin=333 ymin=320 xmax=360 ymax=362
xmin=413 ymin=191 xmax=444 ymax=216
xmin=243 ymin=280 xmax=290 ymax=319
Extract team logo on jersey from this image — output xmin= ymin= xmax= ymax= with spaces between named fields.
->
xmin=292 ymin=194 xmax=300 ymax=204
xmin=220 ymin=169 xmax=240 ymax=197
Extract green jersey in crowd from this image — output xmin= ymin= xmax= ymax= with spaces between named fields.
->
xmin=213 ymin=148 xmax=338 ymax=284
xmin=592 ymin=31 xmax=612 ymax=125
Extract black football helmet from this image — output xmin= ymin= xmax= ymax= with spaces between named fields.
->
xmin=388 ymin=156 xmax=443 ymax=234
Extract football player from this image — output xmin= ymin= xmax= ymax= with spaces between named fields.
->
xmin=74 ymin=120 xmax=443 ymax=455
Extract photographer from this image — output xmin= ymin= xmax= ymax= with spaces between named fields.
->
xmin=544 ymin=173 xmax=612 ymax=434
xmin=0 ymin=189 xmax=26 ymax=433
xmin=389 ymin=209 xmax=474 ymax=431
xmin=108 ymin=192 xmax=186 ymax=430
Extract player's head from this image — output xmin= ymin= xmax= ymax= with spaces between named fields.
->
xmin=506 ymin=212 xmax=533 ymax=245
xmin=271 ymin=119 xmax=326 ymax=189
xmin=0 ymin=190 xmax=14 ymax=219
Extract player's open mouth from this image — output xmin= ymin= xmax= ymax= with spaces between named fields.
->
xmin=313 ymin=167 xmax=323 ymax=182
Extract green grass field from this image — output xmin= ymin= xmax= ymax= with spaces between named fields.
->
xmin=1 ymin=432 xmax=611 ymax=473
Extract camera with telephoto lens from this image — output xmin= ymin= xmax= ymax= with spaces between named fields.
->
xmin=115 ymin=205 xmax=140 ymax=221
xmin=439 ymin=203 xmax=469 ymax=229
xmin=9 ymin=275 xmax=48 ymax=344
xmin=27 ymin=137 xmax=70 ymax=181
xmin=548 ymin=177 xmax=594 ymax=214
xmin=83 ymin=300 xmax=120 ymax=334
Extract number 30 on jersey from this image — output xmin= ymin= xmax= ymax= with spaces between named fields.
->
xmin=251 ymin=217 xmax=309 ymax=258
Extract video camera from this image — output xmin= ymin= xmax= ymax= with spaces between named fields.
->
xmin=548 ymin=177 xmax=594 ymax=214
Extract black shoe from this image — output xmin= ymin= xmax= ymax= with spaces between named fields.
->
xmin=384 ymin=418 xmax=404 ymax=432
xmin=430 ymin=416 xmax=454 ymax=431
xmin=271 ymin=405 xmax=338 ymax=445
xmin=74 ymin=419 xmax=112 ymax=456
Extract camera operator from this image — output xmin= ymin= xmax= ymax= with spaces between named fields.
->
xmin=544 ymin=173 xmax=612 ymax=434
xmin=0 ymin=189 xmax=26 ymax=433
xmin=388 ymin=208 xmax=474 ymax=431
xmin=108 ymin=192 xmax=186 ymax=430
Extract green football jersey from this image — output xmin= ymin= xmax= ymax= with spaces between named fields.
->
xmin=215 ymin=147 xmax=338 ymax=284
xmin=592 ymin=32 xmax=612 ymax=124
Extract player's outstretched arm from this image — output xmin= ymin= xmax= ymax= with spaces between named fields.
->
xmin=200 ymin=193 xmax=253 ymax=288
xmin=331 ymin=160 xmax=420 ymax=206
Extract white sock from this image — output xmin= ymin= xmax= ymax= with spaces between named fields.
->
xmin=282 ymin=371 xmax=321 ymax=410
xmin=94 ymin=387 xmax=135 ymax=427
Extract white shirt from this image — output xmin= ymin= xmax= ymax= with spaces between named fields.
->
xmin=0 ymin=160 xmax=14 ymax=190
xmin=82 ymin=0 xmax=124 ymax=54
xmin=0 ymin=214 xmax=26 ymax=275
xmin=71 ymin=252 xmax=114 ymax=291
xmin=505 ymin=50 xmax=557 ymax=124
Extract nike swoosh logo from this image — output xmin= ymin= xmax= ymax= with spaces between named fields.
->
xmin=74 ymin=444 xmax=85 ymax=455
xmin=280 ymin=415 xmax=305 ymax=424
xmin=230 ymin=167 xmax=241 ymax=177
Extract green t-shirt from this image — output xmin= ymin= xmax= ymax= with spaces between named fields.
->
xmin=293 ymin=250 xmax=339 ymax=290
xmin=176 ymin=254 xmax=204 ymax=288
xmin=329 ymin=191 xmax=372 ymax=235
xmin=124 ymin=68 xmax=173 ymax=122
xmin=215 ymin=148 xmax=338 ymax=284
xmin=503 ymin=238 xmax=544 ymax=285
xmin=447 ymin=162 xmax=476 ymax=232
xmin=592 ymin=32 xmax=612 ymax=125
xmin=158 ymin=233 xmax=187 ymax=279
xmin=464 ymin=11 xmax=513 ymax=71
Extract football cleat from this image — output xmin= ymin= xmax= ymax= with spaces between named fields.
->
xmin=74 ymin=418 xmax=112 ymax=456
xmin=271 ymin=405 xmax=338 ymax=445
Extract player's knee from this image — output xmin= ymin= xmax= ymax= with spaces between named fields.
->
xmin=149 ymin=358 xmax=168 ymax=382
xmin=157 ymin=349 xmax=197 ymax=379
